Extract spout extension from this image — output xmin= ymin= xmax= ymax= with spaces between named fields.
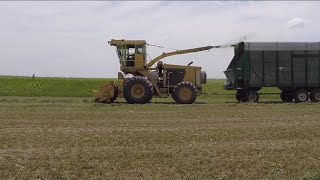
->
xmin=146 ymin=45 xmax=213 ymax=68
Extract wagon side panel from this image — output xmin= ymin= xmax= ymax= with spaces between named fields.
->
xmin=292 ymin=50 xmax=306 ymax=87
xmin=278 ymin=51 xmax=292 ymax=88
xmin=248 ymin=51 xmax=263 ymax=87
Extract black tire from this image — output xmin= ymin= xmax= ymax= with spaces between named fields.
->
xmin=245 ymin=90 xmax=259 ymax=102
xmin=171 ymin=92 xmax=178 ymax=102
xmin=123 ymin=76 xmax=154 ymax=104
xmin=236 ymin=91 xmax=241 ymax=102
xmin=280 ymin=91 xmax=293 ymax=102
xmin=236 ymin=91 xmax=246 ymax=102
xmin=294 ymin=89 xmax=309 ymax=103
xmin=172 ymin=82 xmax=197 ymax=104
xmin=310 ymin=89 xmax=320 ymax=103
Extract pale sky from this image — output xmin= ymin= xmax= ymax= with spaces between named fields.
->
xmin=0 ymin=1 xmax=319 ymax=78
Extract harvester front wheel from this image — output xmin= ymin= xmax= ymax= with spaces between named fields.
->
xmin=172 ymin=82 xmax=197 ymax=104
xmin=123 ymin=76 xmax=154 ymax=104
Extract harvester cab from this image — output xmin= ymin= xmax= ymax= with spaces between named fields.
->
xmin=95 ymin=39 xmax=213 ymax=104
xmin=108 ymin=39 xmax=147 ymax=74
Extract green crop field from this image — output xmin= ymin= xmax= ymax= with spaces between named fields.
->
xmin=0 ymin=76 xmax=319 ymax=179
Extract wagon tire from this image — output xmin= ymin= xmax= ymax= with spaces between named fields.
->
xmin=236 ymin=91 xmax=241 ymax=102
xmin=245 ymin=90 xmax=259 ymax=103
xmin=310 ymin=89 xmax=320 ymax=103
xmin=294 ymin=89 xmax=309 ymax=103
xmin=236 ymin=91 xmax=246 ymax=102
xmin=280 ymin=91 xmax=294 ymax=102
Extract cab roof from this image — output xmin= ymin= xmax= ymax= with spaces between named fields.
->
xmin=108 ymin=39 xmax=146 ymax=46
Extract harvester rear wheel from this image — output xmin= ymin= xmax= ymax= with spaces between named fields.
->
xmin=123 ymin=76 xmax=154 ymax=104
xmin=172 ymin=82 xmax=197 ymax=104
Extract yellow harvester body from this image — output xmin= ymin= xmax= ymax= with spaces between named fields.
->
xmin=95 ymin=39 xmax=212 ymax=104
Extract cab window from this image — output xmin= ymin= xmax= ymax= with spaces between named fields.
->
xmin=136 ymin=45 xmax=144 ymax=54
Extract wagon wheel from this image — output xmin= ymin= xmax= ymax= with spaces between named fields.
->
xmin=294 ymin=89 xmax=309 ymax=103
xmin=236 ymin=91 xmax=246 ymax=102
xmin=245 ymin=90 xmax=259 ymax=103
xmin=280 ymin=91 xmax=294 ymax=102
xmin=310 ymin=89 xmax=320 ymax=103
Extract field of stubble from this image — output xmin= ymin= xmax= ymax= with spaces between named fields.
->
xmin=0 ymin=78 xmax=320 ymax=179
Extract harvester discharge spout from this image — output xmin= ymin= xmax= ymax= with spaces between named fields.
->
xmin=146 ymin=46 xmax=213 ymax=68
